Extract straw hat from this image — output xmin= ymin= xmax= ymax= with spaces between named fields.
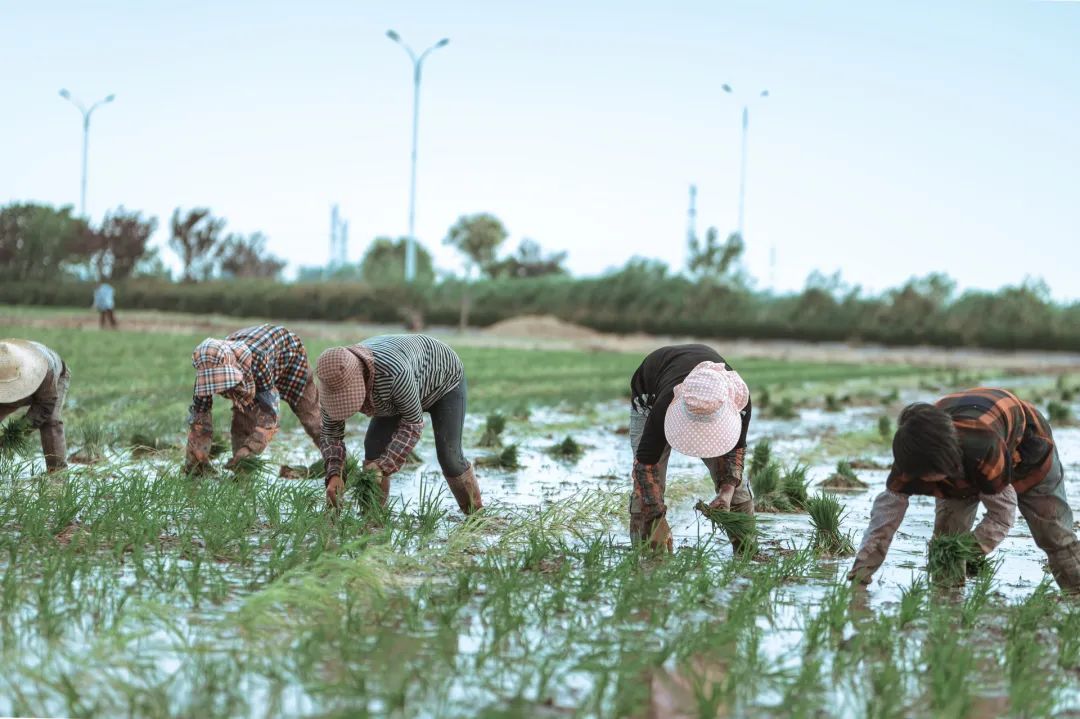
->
xmin=664 ymin=361 xmax=750 ymax=458
xmin=0 ymin=339 xmax=49 ymax=404
xmin=317 ymin=346 xmax=368 ymax=421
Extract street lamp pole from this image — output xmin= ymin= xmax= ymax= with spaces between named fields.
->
xmin=59 ymin=89 xmax=115 ymax=218
xmin=386 ymin=30 xmax=449 ymax=282
xmin=722 ymin=85 xmax=768 ymax=240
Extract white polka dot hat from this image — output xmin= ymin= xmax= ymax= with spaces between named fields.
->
xmin=664 ymin=361 xmax=749 ymax=459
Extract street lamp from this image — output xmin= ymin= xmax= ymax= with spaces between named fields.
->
xmin=721 ymin=85 xmax=768 ymax=241
xmin=386 ymin=30 xmax=450 ymax=282
xmin=59 ymin=89 xmax=116 ymax=218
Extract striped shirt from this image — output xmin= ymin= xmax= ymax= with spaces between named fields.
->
xmin=191 ymin=324 xmax=310 ymax=413
xmin=887 ymin=388 xmax=1055 ymax=498
xmin=320 ymin=334 xmax=463 ymax=477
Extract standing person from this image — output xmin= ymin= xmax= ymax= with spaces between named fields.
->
xmin=629 ymin=344 xmax=753 ymax=552
xmin=0 ymin=339 xmax=70 ymax=472
xmin=849 ymin=388 xmax=1080 ymax=593
xmin=93 ymin=281 xmax=117 ymax=329
xmin=316 ymin=334 xmax=482 ymax=515
xmin=184 ymin=324 xmax=321 ymax=473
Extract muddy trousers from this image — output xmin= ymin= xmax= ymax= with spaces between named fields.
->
xmin=629 ymin=410 xmax=753 ymax=552
xmin=98 ymin=310 xmax=117 ymax=329
xmin=934 ymin=451 xmax=1080 ymax=593
xmin=230 ymin=376 xmax=322 ymax=454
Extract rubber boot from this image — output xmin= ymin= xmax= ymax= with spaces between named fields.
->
xmin=40 ymin=423 xmax=68 ymax=473
xmin=1047 ymin=542 xmax=1080 ymax=595
xmin=445 ymin=465 xmax=483 ymax=514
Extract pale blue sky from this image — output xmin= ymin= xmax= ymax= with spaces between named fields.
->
xmin=2 ymin=1 xmax=1078 ymax=297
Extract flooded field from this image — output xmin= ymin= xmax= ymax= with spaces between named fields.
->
xmin=3 ymin=370 xmax=1079 ymax=718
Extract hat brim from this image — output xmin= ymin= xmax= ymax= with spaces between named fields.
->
xmin=0 ymin=340 xmax=50 ymax=404
xmin=193 ymin=365 xmax=244 ymax=397
xmin=664 ymin=400 xmax=743 ymax=459
xmin=318 ymin=376 xmax=367 ymax=422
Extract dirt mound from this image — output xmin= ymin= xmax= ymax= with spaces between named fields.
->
xmin=483 ymin=315 xmax=602 ymax=341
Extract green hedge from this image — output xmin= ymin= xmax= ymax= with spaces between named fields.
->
xmin=4 ymin=277 xmax=1079 ymax=352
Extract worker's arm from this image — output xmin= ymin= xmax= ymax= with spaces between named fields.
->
xmin=848 ymin=489 xmax=910 ymax=584
xmin=973 ymin=484 xmax=1017 ymax=554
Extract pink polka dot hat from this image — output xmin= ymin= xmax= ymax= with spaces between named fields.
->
xmin=664 ymin=361 xmax=749 ymax=458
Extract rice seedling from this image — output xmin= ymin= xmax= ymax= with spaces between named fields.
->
xmin=769 ymin=397 xmax=797 ymax=419
xmin=879 ymin=388 xmax=900 ymax=405
xmin=229 ymin=454 xmax=272 ymax=478
xmin=805 ymin=493 xmax=855 ymax=557
xmin=71 ymin=420 xmax=106 ymax=463
xmin=1046 ymin=400 xmax=1075 ymax=426
xmin=877 ymin=415 xmax=892 ymax=440
xmin=475 ymin=443 xmax=520 ymax=470
xmin=1055 ymin=605 xmax=1080 ymax=670
xmin=0 ymin=417 xmax=35 ymax=460
xmin=694 ymin=501 xmax=758 ymax=556
xmin=926 ymin=533 xmax=986 ymax=586
xmin=897 ymin=576 xmax=927 ymax=628
xmin=547 ymin=435 xmax=584 ymax=461
xmin=756 ymin=386 xmax=771 ymax=409
xmin=819 ymin=459 xmax=870 ymax=490
xmin=748 ymin=440 xmax=771 ymax=479
xmin=824 ymin=393 xmax=845 ymax=412
xmin=780 ymin=463 xmax=810 ymax=509
xmin=347 ymin=466 xmax=386 ymax=512
xmin=478 ymin=412 xmax=507 ymax=448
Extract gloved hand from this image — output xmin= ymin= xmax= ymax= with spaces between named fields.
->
xmin=185 ymin=410 xmax=213 ymax=474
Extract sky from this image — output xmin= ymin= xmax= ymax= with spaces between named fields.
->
xmin=2 ymin=0 xmax=1078 ymax=298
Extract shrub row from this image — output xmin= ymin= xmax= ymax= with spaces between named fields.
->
xmin=4 ymin=277 xmax=1080 ymax=352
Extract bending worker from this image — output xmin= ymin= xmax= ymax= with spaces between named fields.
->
xmin=0 ymin=339 xmax=70 ymax=472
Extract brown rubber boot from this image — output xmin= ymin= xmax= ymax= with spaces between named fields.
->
xmin=445 ymin=465 xmax=483 ymax=514
xmin=1047 ymin=542 xmax=1080 ymax=595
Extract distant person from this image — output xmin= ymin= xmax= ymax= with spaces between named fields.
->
xmin=316 ymin=334 xmax=482 ymax=515
xmin=93 ymin=282 xmax=117 ymax=329
xmin=0 ymin=339 xmax=70 ymax=472
xmin=184 ymin=324 xmax=321 ymax=474
xmin=849 ymin=388 xmax=1080 ymax=593
xmin=629 ymin=345 xmax=753 ymax=552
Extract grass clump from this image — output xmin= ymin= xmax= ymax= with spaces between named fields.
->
xmin=927 ymin=533 xmax=987 ymax=586
xmin=820 ymin=460 xmax=870 ymax=491
xmin=877 ymin=415 xmax=893 ymax=440
xmin=752 ymin=461 xmax=810 ymax=513
xmin=695 ymin=501 xmax=758 ymax=556
xmin=749 ymin=440 xmax=771 ymax=479
xmin=806 ymin=493 xmax=855 ymax=557
xmin=548 ymin=435 xmax=584 ymax=461
xmin=347 ymin=467 xmax=386 ymax=511
xmin=824 ymin=394 xmax=846 ymax=412
xmin=71 ymin=420 xmax=106 ymax=463
xmin=230 ymin=454 xmax=272 ymax=478
xmin=1047 ymin=400 xmax=1075 ymax=426
xmin=478 ymin=412 xmax=507 ymax=448
xmin=769 ymin=397 xmax=797 ymax=419
xmin=0 ymin=417 xmax=35 ymax=460
xmin=476 ymin=443 xmax=520 ymax=470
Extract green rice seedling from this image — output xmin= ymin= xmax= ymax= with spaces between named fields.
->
xmin=806 ymin=493 xmax=855 ymax=557
xmin=0 ymin=417 xmax=35 ymax=460
xmin=819 ymin=459 xmax=870 ymax=490
xmin=751 ymin=459 xmax=781 ymax=497
xmin=879 ymin=388 xmax=900 ymax=405
xmin=476 ymin=443 xmax=520 ymax=470
xmin=959 ymin=562 xmax=997 ymax=627
xmin=73 ymin=420 xmax=106 ymax=462
xmin=877 ymin=415 xmax=892 ymax=440
xmin=924 ymin=609 xmax=976 ymax=719
xmin=1055 ymin=605 xmax=1080 ymax=670
xmin=229 ymin=454 xmax=272 ymax=478
xmin=548 ymin=435 xmax=584 ymax=461
xmin=694 ymin=501 xmax=758 ymax=556
xmin=749 ymin=440 xmax=771 ymax=479
xmin=781 ymin=463 xmax=810 ymax=509
xmin=306 ymin=453 xmax=361 ymax=479
xmin=347 ymin=467 xmax=385 ymax=512
xmin=478 ymin=412 xmax=507 ymax=448
xmin=757 ymin=386 xmax=771 ymax=409
xmin=897 ymin=576 xmax=927 ymax=628
xmin=1047 ymin=400 xmax=1075 ymax=426
xmin=926 ymin=533 xmax=986 ymax=586
xmin=824 ymin=393 xmax=844 ymax=412
xmin=209 ymin=432 xmax=229 ymax=458
xmin=770 ymin=397 xmax=797 ymax=419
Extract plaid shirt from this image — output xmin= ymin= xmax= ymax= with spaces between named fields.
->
xmin=191 ymin=325 xmax=311 ymax=413
xmin=887 ymin=388 xmax=1055 ymax=499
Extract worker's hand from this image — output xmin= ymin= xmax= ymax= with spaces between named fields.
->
xmin=706 ymin=483 xmax=737 ymax=512
xmin=363 ymin=460 xmax=384 ymax=477
xmin=326 ymin=474 xmax=345 ymax=508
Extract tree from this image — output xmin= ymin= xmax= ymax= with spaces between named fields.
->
xmin=0 ymin=203 xmax=88 ymax=281
xmin=216 ymin=232 xmax=286 ymax=279
xmin=487 ymin=239 xmax=568 ymax=279
xmin=81 ymin=207 xmax=159 ymax=281
xmin=687 ymin=228 xmax=747 ymax=286
xmin=169 ymin=208 xmax=225 ymax=282
xmin=444 ymin=213 xmax=508 ymax=278
xmin=360 ymin=236 xmax=435 ymax=285
xmin=444 ymin=213 xmax=509 ymax=329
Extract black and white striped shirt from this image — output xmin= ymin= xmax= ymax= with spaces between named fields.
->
xmin=361 ymin=334 xmax=463 ymax=422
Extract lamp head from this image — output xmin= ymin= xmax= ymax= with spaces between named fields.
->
xmin=104 ymin=94 xmax=116 ymax=103
xmin=386 ymin=29 xmax=400 ymax=41
xmin=722 ymin=84 xmax=733 ymax=94
xmin=436 ymin=38 xmax=450 ymax=47
xmin=760 ymin=90 xmax=769 ymax=98
xmin=59 ymin=88 xmax=71 ymax=99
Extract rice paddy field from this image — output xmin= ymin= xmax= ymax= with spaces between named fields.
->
xmin=2 ymin=318 xmax=1080 ymax=718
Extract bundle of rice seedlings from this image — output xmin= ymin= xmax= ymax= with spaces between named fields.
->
xmin=209 ymin=433 xmax=229 ymax=458
xmin=824 ymin=394 xmax=844 ymax=412
xmin=306 ymin=454 xmax=361 ymax=480
xmin=781 ymin=463 xmax=810 ymax=509
xmin=347 ymin=466 xmax=385 ymax=511
xmin=548 ymin=435 xmax=584 ymax=461
xmin=0 ymin=417 xmax=35 ymax=460
xmin=475 ymin=443 xmax=520 ymax=470
xmin=877 ymin=415 xmax=893 ymax=440
xmin=1047 ymin=401 xmax=1075 ymax=426
xmin=75 ymin=421 xmax=106 ymax=462
xmin=820 ymin=460 xmax=870 ymax=491
xmin=927 ymin=533 xmax=987 ymax=586
xmin=694 ymin=500 xmax=758 ymax=555
xmin=806 ymin=493 xmax=855 ymax=557
xmin=230 ymin=454 xmax=272 ymax=477
xmin=478 ymin=412 xmax=507 ymax=448
xmin=770 ymin=397 xmax=797 ymax=420
xmin=757 ymin=387 xmax=771 ymax=409
xmin=749 ymin=440 xmax=772 ymax=479
xmin=751 ymin=461 xmax=795 ymax=512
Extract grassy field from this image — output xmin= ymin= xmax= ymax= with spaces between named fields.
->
xmin=1 ymin=321 xmax=1078 ymax=718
